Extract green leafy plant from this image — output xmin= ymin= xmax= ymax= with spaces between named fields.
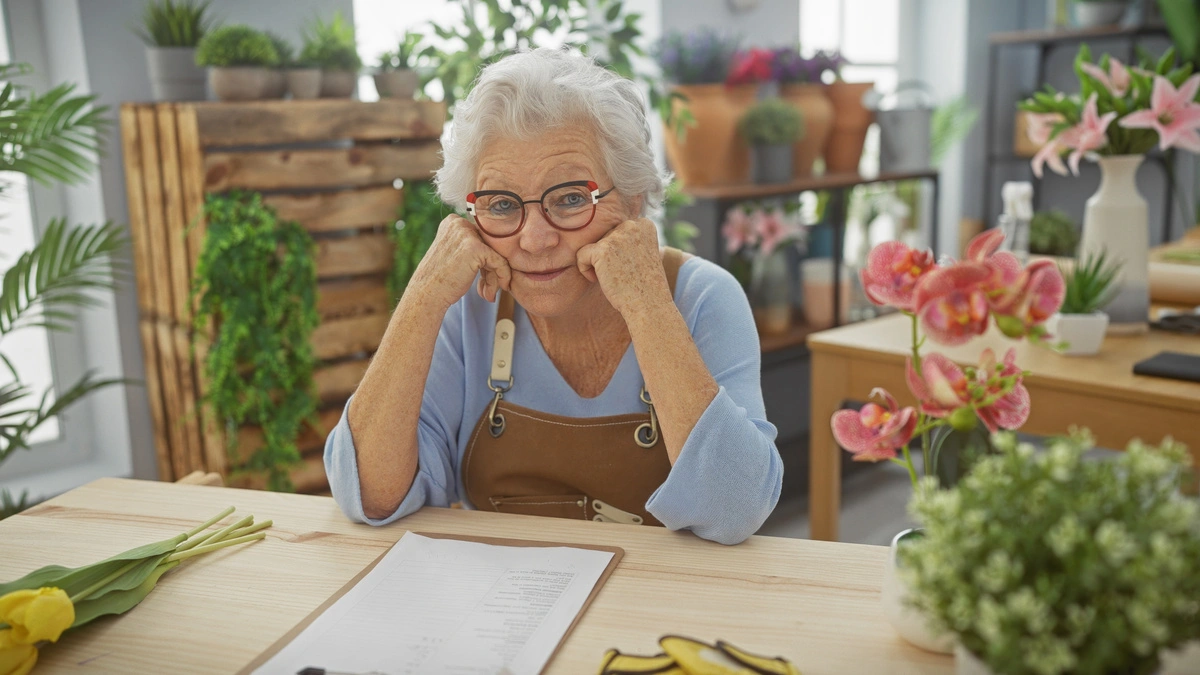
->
xmin=388 ymin=181 xmax=445 ymax=306
xmin=1158 ymin=0 xmax=1200 ymax=69
xmin=930 ymin=96 xmax=978 ymax=167
xmin=738 ymin=99 xmax=804 ymax=146
xmin=379 ymin=30 xmax=424 ymax=72
xmin=1058 ymin=250 xmax=1122 ymax=314
xmin=194 ymin=25 xmax=279 ymax=67
xmin=0 ymin=63 xmax=124 ymax=519
xmin=192 ymin=191 xmax=319 ymax=492
xmin=300 ymin=12 xmax=362 ymax=72
xmin=905 ymin=429 xmax=1200 ymax=675
xmin=133 ymin=0 xmax=213 ymax=48
xmin=264 ymin=31 xmax=295 ymax=68
xmin=660 ymin=179 xmax=699 ymax=254
xmin=1030 ymin=210 xmax=1080 ymax=257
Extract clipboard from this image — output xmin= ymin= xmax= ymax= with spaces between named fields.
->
xmin=239 ymin=531 xmax=624 ymax=674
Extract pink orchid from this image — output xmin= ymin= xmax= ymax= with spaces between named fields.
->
xmin=1080 ymin=57 xmax=1130 ymax=97
xmin=973 ymin=348 xmax=1030 ymax=432
xmin=754 ymin=208 xmax=796 ymax=257
xmin=722 ymin=208 xmax=758 ymax=253
xmin=905 ymin=353 xmax=971 ymax=418
xmin=860 ymin=241 xmax=938 ymax=312
xmin=1025 ymin=112 xmax=1065 ymax=146
xmin=1118 ymin=73 xmax=1200 ymax=152
xmin=831 ymin=388 xmax=917 ymax=462
xmin=1059 ymin=93 xmax=1117 ymax=175
xmin=912 ymin=263 xmax=992 ymax=346
xmin=988 ymin=259 xmax=1065 ymax=338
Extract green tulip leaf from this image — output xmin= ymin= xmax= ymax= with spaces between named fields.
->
xmin=70 ymin=560 xmax=180 ymax=629
xmin=0 ymin=534 xmax=183 ymax=597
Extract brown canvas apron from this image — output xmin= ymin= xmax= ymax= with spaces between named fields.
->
xmin=461 ymin=248 xmax=686 ymax=527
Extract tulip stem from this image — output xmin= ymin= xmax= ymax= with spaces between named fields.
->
xmin=69 ymin=559 xmax=141 ymax=604
xmin=184 ymin=506 xmax=236 ymax=539
xmin=165 ymin=532 xmax=266 ymax=563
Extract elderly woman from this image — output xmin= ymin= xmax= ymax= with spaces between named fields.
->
xmin=325 ymin=48 xmax=782 ymax=545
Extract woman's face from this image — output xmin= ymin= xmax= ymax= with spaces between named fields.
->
xmin=473 ymin=125 xmax=637 ymax=318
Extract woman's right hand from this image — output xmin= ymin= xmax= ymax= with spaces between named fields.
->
xmin=409 ymin=214 xmax=512 ymax=308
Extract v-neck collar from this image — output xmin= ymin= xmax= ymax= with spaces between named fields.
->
xmin=512 ymin=302 xmax=639 ymax=402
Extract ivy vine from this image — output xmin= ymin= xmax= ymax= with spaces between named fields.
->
xmin=192 ymin=191 xmax=319 ymax=491
xmin=387 ymin=179 xmax=445 ymax=306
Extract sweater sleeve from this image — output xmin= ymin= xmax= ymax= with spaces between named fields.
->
xmin=324 ymin=301 xmax=468 ymax=526
xmin=644 ymin=261 xmax=784 ymax=545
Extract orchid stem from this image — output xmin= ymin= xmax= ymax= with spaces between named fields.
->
xmin=910 ymin=312 xmax=923 ymax=372
xmin=899 ymin=443 xmax=919 ymax=489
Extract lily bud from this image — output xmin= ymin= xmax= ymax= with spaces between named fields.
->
xmin=948 ymin=407 xmax=979 ymax=432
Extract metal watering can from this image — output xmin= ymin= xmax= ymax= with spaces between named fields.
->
xmin=865 ymin=82 xmax=934 ymax=173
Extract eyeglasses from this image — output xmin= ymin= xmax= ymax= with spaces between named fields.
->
xmin=466 ymin=180 xmax=615 ymax=238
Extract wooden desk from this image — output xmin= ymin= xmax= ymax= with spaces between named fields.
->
xmin=807 ymin=314 xmax=1200 ymax=543
xmin=0 ymin=478 xmax=954 ymax=674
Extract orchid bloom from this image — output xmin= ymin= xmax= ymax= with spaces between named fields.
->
xmin=905 ymin=353 xmax=971 ymax=418
xmin=721 ymin=208 xmax=757 ymax=254
xmin=830 ymin=388 xmax=917 ymax=461
xmin=1118 ymin=73 xmax=1200 ymax=153
xmin=1080 ymin=57 xmax=1130 ymax=97
xmin=860 ymin=241 xmax=938 ymax=312
xmin=912 ymin=263 xmax=992 ymax=346
xmin=989 ymin=259 xmax=1066 ymax=339
xmin=972 ymin=348 xmax=1031 ymax=433
xmin=1059 ymin=93 xmax=1117 ymax=175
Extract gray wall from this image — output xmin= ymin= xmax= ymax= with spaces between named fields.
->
xmin=661 ymin=0 xmax=798 ymax=47
xmin=39 ymin=0 xmax=354 ymax=481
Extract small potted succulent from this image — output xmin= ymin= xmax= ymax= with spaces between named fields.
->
xmin=375 ymin=30 xmax=423 ymax=99
xmin=1046 ymin=250 xmax=1121 ymax=356
xmin=737 ymin=99 xmax=804 ymax=184
xmin=1072 ymin=0 xmax=1130 ymax=27
xmin=262 ymin=32 xmax=293 ymax=99
xmin=194 ymin=24 xmax=279 ymax=101
xmin=905 ymin=430 xmax=1200 ymax=675
xmin=134 ymin=0 xmax=213 ymax=101
xmin=300 ymin=12 xmax=362 ymax=98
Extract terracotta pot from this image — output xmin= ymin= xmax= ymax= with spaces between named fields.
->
xmin=321 ymin=70 xmax=357 ymax=98
xmin=824 ymin=80 xmax=875 ymax=174
xmin=662 ymin=83 xmax=755 ymax=187
xmin=207 ymin=67 xmax=269 ymax=102
xmin=781 ymin=83 xmax=834 ymax=177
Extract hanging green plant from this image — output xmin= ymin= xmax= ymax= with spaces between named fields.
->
xmin=387 ymin=180 xmax=446 ymax=307
xmin=192 ymin=191 xmax=319 ymax=492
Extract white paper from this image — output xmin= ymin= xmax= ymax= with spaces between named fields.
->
xmin=253 ymin=533 xmax=613 ymax=675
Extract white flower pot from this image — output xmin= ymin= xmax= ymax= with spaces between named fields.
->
xmin=882 ymin=529 xmax=955 ymax=654
xmin=145 ymin=46 xmax=206 ymax=101
xmin=287 ymin=68 xmax=322 ymax=100
xmin=374 ymin=69 xmax=419 ymax=98
xmin=1073 ymin=1 xmax=1128 ymax=27
xmin=955 ymin=644 xmax=994 ymax=675
xmin=1081 ymin=154 xmax=1149 ymax=335
xmin=1045 ymin=312 xmax=1109 ymax=355
xmin=208 ymin=67 xmax=269 ymax=101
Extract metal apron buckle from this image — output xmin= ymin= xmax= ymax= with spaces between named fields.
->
xmin=487 ymin=376 xmax=512 ymax=438
xmin=634 ymin=387 xmax=658 ymax=448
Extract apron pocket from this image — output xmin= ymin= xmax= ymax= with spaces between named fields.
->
xmin=488 ymin=494 xmax=589 ymax=520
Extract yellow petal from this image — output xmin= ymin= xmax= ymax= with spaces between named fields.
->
xmin=660 ymin=635 xmax=754 ymax=675
xmin=598 ymin=648 xmax=685 ymax=675
xmin=0 ymin=588 xmax=75 ymax=644
xmin=0 ymin=630 xmax=37 ymax=675
xmin=717 ymin=641 xmax=801 ymax=675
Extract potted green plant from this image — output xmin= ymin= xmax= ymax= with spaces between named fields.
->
xmin=300 ymin=12 xmax=361 ymax=98
xmin=262 ymin=32 xmax=293 ymax=99
xmin=1072 ymin=0 xmax=1131 ymax=26
xmin=375 ymin=30 xmax=422 ymax=99
xmin=1046 ymin=250 xmax=1121 ymax=356
xmin=194 ymin=24 xmax=279 ymax=101
xmin=904 ymin=430 xmax=1200 ymax=674
xmin=738 ymin=99 xmax=804 ymax=185
xmin=1029 ymin=209 xmax=1080 ymax=256
xmin=133 ymin=0 xmax=212 ymax=101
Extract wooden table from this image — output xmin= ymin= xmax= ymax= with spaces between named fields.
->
xmin=807 ymin=313 xmax=1200 ymax=543
xmin=1 ymin=478 xmax=955 ymax=674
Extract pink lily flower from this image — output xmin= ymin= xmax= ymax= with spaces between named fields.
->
xmin=1031 ymin=138 xmax=1069 ymax=178
xmin=1080 ymin=57 xmax=1130 ymax=97
xmin=861 ymin=241 xmax=938 ymax=312
xmin=989 ymin=259 xmax=1066 ymax=338
xmin=1059 ymin=93 xmax=1117 ymax=175
xmin=973 ymin=348 xmax=1031 ymax=433
xmin=905 ymin=353 xmax=971 ymax=418
xmin=754 ymin=208 xmax=795 ymax=257
xmin=831 ymin=388 xmax=917 ymax=462
xmin=722 ymin=208 xmax=757 ymax=254
xmin=912 ymin=263 xmax=992 ymax=346
xmin=1118 ymin=73 xmax=1200 ymax=152
xmin=1025 ymin=112 xmax=1065 ymax=145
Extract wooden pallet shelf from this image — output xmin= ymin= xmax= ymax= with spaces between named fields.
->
xmin=121 ymin=98 xmax=445 ymax=493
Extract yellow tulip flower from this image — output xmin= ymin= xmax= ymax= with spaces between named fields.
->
xmin=0 ymin=587 xmax=74 ymax=644
xmin=0 ymin=629 xmax=36 ymax=675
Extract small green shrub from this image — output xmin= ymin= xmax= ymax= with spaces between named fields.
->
xmin=1059 ymin=250 xmax=1122 ymax=314
xmin=134 ymin=0 xmax=212 ymax=48
xmin=738 ymin=99 xmax=804 ymax=146
xmin=264 ymin=31 xmax=295 ymax=68
xmin=300 ymin=12 xmax=362 ymax=71
xmin=195 ymin=25 xmax=279 ymax=67
xmin=1030 ymin=210 xmax=1080 ymax=256
xmin=378 ymin=31 xmax=424 ymax=71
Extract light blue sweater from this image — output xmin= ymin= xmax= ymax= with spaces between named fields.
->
xmin=324 ymin=256 xmax=784 ymax=545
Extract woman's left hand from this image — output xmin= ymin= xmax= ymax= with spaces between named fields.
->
xmin=576 ymin=217 xmax=672 ymax=318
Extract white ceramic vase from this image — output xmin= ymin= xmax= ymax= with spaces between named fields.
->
xmin=1080 ymin=154 xmax=1149 ymax=334
xmin=882 ymin=529 xmax=955 ymax=654
xmin=1045 ymin=312 xmax=1109 ymax=355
